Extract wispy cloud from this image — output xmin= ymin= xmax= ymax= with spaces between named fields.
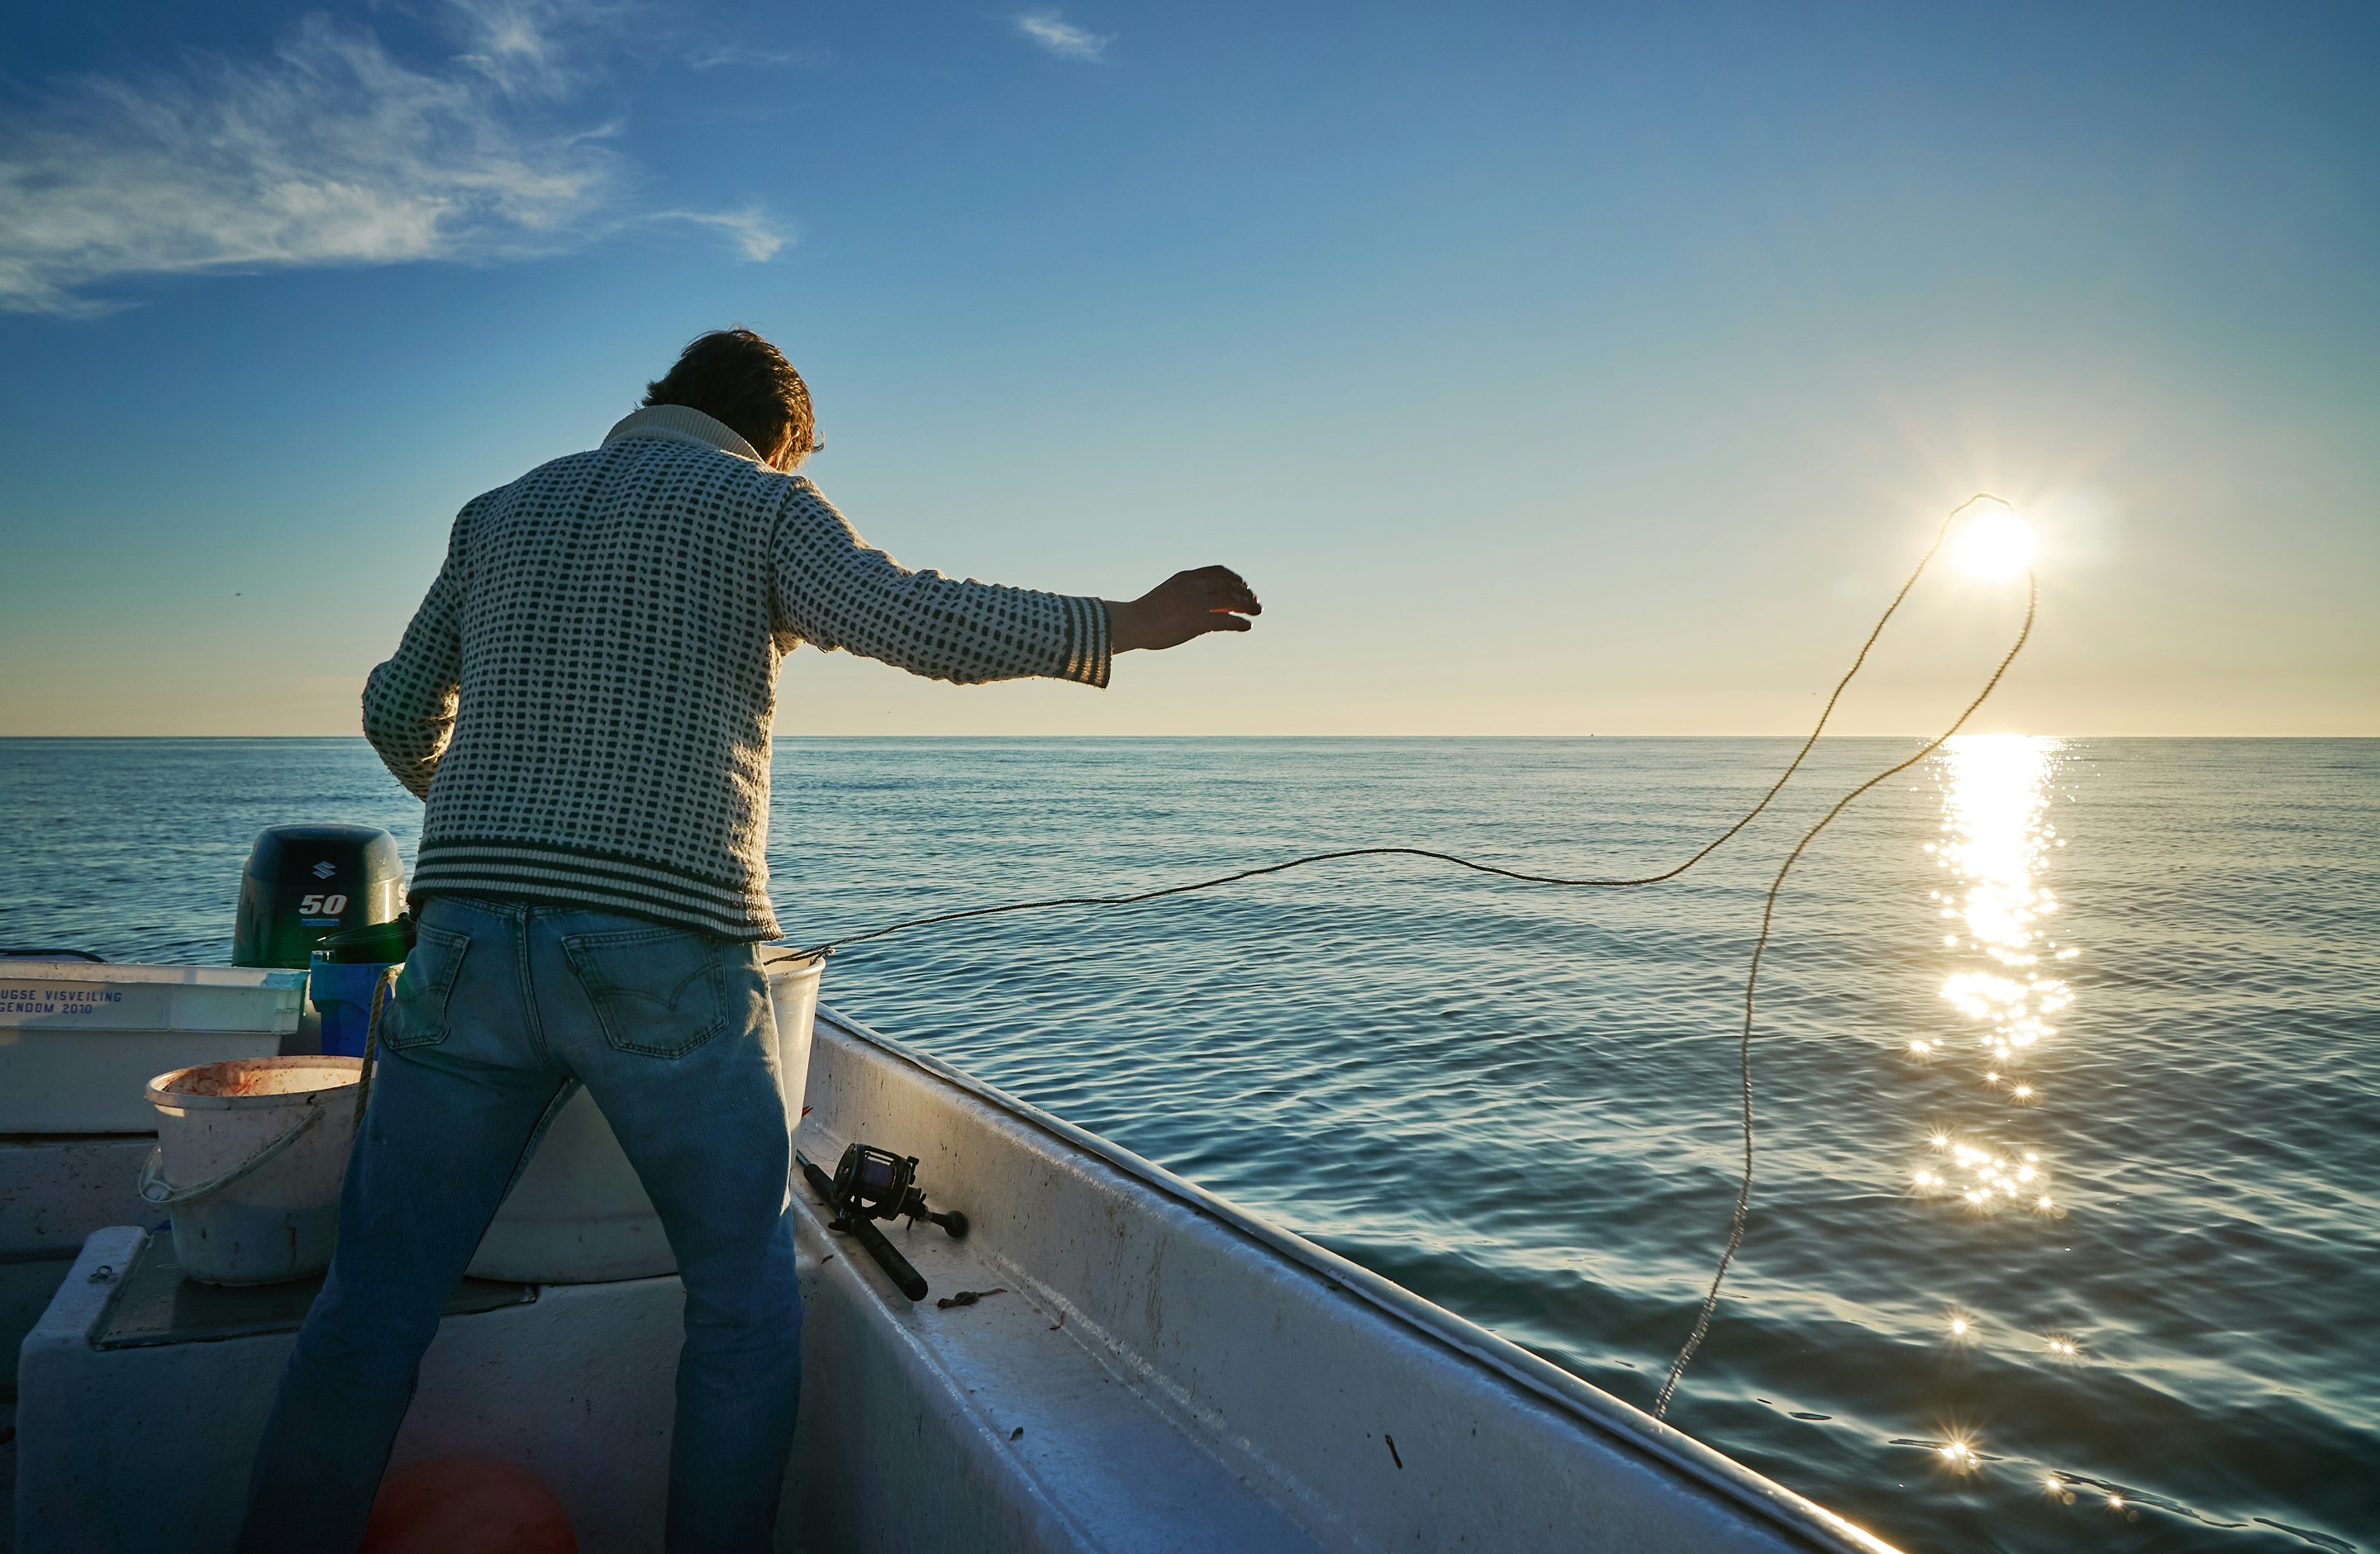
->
xmin=687 ymin=42 xmax=829 ymax=71
xmin=1014 ymin=11 xmax=1111 ymax=63
xmin=446 ymin=0 xmax=607 ymax=99
xmin=0 ymin=0 xmax=784 ymax=317
xmin=654 ymin=207 xmax=791 ymax=263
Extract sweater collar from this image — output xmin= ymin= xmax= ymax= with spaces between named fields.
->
xmin=603 ymin=404 xmax=765 ymax=465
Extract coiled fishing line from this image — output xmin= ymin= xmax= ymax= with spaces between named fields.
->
xmin=797 ymin=492 xmax=2038 ymax=1416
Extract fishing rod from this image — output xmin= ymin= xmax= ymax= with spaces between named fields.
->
xmin=794 ymin=493 xmax=2037 ymax=1416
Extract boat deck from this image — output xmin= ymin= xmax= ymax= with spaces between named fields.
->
xmin=8 ymin=1007 xmax=1898 ymax=1553
xmin=788 ymin=1167 xmax=1321 ymax=1552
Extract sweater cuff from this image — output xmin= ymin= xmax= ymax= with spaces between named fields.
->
xmin=1064 ymin=595 xmax=1112 ymax=689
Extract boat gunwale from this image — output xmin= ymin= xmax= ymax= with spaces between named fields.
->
xmin=814 ymin=1002 xmax=1901 ymax=1554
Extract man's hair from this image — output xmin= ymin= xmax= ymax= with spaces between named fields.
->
xmin=642 ymin=328 xmax=817 ymax=467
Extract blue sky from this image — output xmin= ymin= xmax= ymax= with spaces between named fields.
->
xmin=2 ymin=2 xmax=2373 ymax=735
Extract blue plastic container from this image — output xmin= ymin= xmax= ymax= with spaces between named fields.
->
xmin=308 ymin=956 xmax=402 ymax=1058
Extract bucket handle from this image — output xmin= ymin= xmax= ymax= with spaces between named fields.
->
xmin=137 ymin=1105 xmax=325 ymax=1208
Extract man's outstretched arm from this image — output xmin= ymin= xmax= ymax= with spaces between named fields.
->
xmin=771 ymin=482 xmax=1257 ymax=686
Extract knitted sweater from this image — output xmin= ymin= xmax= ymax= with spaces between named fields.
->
xmin=361 ymin=405 xmax=1111 ymax=939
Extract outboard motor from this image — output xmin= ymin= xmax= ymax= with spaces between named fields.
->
xmin=232 ymin=825 xmax=406 ymax=969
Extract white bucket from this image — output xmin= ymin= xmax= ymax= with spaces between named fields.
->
xmin=465 ymin=951 xmax=824 ymax=1284
xmin=141 ymin=1056 xmax=364 ymax=1285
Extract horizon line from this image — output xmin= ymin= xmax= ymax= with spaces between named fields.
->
xmin=2 ymin=733 xmax=2373 ymax=743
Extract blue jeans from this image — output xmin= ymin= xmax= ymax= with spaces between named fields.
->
xmin=236 ymin=897 xmax=802 ymax=1553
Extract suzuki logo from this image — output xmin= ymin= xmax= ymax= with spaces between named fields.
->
xmin=312 ymin=861 xmax=337 ymax=879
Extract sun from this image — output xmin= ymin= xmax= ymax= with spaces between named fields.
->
xmin=1954 ymin=508 xmax=2035 ymax=581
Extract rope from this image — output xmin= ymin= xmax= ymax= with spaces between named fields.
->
xmin=793 ymin=493 xmax=2036 ymax=1415
xmin=1652 ymin=565 xmax=2035 ymax=1416
xmin=804 ymin=496 xmax=2016 ymax=957
xmin=354 ymin=965 xmax=399 ymax=1130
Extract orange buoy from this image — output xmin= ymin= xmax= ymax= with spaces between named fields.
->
xmin=360 ymin=1457 xmax=577 ymax=1554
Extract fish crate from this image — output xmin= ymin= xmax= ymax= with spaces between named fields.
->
xmin=0 ymin=960 xmax=305 ymax=1134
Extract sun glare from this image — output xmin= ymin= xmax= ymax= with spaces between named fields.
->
xmin=1954 ymin=509 xmax=2035 ymax=580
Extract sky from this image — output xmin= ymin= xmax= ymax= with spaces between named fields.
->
xmin=0 ymin=1 xmax=2373 ymax=737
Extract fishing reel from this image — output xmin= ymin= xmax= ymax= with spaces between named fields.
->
xmin=796 ymin=1142 xmax=968 ymax=1302
xmin=830 ymin=1143 xmax=969 ymax=1239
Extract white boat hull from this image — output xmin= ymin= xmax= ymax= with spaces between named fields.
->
xmin=788 ymin=1008 xmax=1895 ymax=1554
xmin=12 ymin=1005 xmax=1897 ymax=1553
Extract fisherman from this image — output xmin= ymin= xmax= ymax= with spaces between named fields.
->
xmin=236 ymin=327 xmax=1259 ymax=1552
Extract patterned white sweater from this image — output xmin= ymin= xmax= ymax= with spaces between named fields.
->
xmin=362 ymin=405 xmax=1110 ymax=939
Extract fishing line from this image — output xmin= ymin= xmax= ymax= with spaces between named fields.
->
xmin=797 ymin=492 xmax=2035 ymax=1416
xmin=1654 ymin=557 xmax=2035 ymax=1417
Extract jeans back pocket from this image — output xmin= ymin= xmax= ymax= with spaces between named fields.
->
xmin=386 ymin=921 xmax=469 ymax=1049
xmin=562 ymin=926 xmax=729 ymax=1058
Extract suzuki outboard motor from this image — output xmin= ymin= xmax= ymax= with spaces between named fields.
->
xmin=232 ymin=825 xmax=406 ymax=968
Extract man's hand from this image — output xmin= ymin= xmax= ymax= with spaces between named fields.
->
xmin=1106 ymin=567 xmax=1262 ymax=653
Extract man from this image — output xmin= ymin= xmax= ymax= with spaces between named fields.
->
xmin=236 ymin=327 xmax=1259 ymax=1552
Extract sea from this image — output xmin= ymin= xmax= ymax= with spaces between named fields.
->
xmin=2 ymin=735 xmax=2373 ymax=1554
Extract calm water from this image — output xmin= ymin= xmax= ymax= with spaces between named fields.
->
xmin=2 ymin=736 xmax=2373 ymax=1553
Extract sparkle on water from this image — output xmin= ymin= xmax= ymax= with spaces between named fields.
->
xmin=1937 ymin=1437 xmax=1982 ymax=1471
xmin=1912 ymin=735 xmax=2071 ymax=1223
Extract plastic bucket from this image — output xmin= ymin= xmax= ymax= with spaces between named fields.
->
xmin=465 ymin=951 xmax=823 ymax=1284
xmin=141 ymin=1056 xmax=364 ymax=1285
xmin=307 ymin=957 xmax=401 ymax=1059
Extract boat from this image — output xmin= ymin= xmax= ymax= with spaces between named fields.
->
xmin=8 ymin=975 xmax=1901 ymax=1552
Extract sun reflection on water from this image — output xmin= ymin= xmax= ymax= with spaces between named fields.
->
xmin=1906 ymin=737 xmax=2077 ymax=1314
xmin=1928 ymin=734 xmax=2071 ymax=1086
